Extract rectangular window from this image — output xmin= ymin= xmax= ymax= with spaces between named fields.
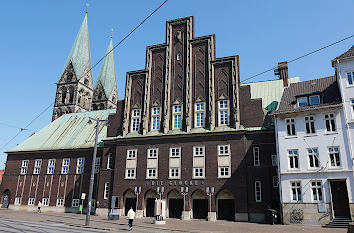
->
xmin=271 ymin=155 xmax=277 ymax=166
xmin=218 ymin=145 xmax=230 ymax=156
xmin=21 ymin=160 xmax=29 ymax=174
xmin=147 ymin=148 xmax=158 ymax=158
xmin=218 ymin=166 xmax=230 ymax=178
xmin=311 ymin=181 xmax=323 ymax=201
xmin=15 ymin=197 xmax=21 ymax=205
xmin=347 ymin=72 xmax=354 ymax=85
xmin=147 ymin=168 xmax=157 ymax=179
xmin=329 ymin=147 xmax=341 ymax=167
xmin=170 ymin=147 xmax=181 ymax=157
xmin=76 ymin=158 xmax=85 ymax=174
xmin=298 ymin=97 xmax=308 ymax=107
xmin=125 ymin=168 xmax=136 ymax=179
xmin=193 ymin=167 xmax=204 ymax=178
xmin=309 ymin=95 xmax=320 ymax=105
xmin=291 ymin=181 xmax=302 ymax=201
xmin=72 ymin=199 xmax=80 ymax=207
xmin=255 ymin=181 xmax=262 ymax=202
xmin=131 ymin=109 xmax=141 ymax=132
xmin=28 ymin=198 xmax=35 ymax=206
xmin=61 ymin=158 xmax=70 ymax=174
xmin=47 ymin=159 xmax=55 ymax=174
xmin=288 ymin=150 xmax=299 ymax=169
xmin=195 ymin=103 xmax=205 ymax=127
xmin=33 ymin=159 xmax=42 ymax=174
xmin=324 ymin=113 xmax=336 ymax=132
xmin=107 ymin=153 xmax=113 ymax=169
xmin=42 ymin=198 xmax=49 ymax=206
xmin=351 ymin=99 xmax=354 ymax=118
xmin=218 ymin=100 xmax=229 ymax=126
xmin=169 ymin=168 xmax=180 ymax=178
xmin=104 ymin=182 xmax=109 ymax=200
xmin=173 ymin=105 xmax=182 ymax=129
xmin=94 ymin=157 xmax=101 ymax=174
xmin=304 ymin=115 xmax=316 ymax=134
xmin=308 ymin=148 xmax=319 ymax=168
xmin=193 ymin=146 xmax=205 ymax=157
xmin=127 ymin=149 xmax=137 ymax=159
xmin=273 ymin=176 xmax=278 ymax=188
xmin=285 ymin=118 xmax=296 ymax=136
xmin=253 ymin=147 xmax=260 ymax=166
xmin=56 ymin=198 xmax=64 ymax=207
xmin=151 ymin=107 xmax=161 ymax=131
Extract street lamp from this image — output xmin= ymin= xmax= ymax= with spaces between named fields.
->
xmin=157 ymin=186 xmax=164 ymax=200
xmin=85 ymin=117 xmax=108 ymax=226
xmin=134 ymin=186 xmax=141 ymax=212
xmin=206 ymin=187 xmax=215 ymax=221
xmin=180 ymin=187 xmax=189 ymax=214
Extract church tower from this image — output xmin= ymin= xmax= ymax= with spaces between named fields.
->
xmin=92 ymin=36 xmax=118 ymax=110
xmin=52 ymin=13 xmax=94 ymax=121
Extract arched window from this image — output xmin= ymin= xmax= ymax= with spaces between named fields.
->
xmin=69 ymin=86 xmax=74 ymax=103
xmin=61 ymin=87 xmax=67 ymax=104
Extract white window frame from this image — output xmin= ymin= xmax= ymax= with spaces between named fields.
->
xmin=291 ymin=181 xmax=302 ymax=202
xmin=107 ymin=153 xmax=113 ymax=169
xmin=304 ymin=115 xmax=316 ymax=134
xmin=125 ymin=168 xmax=136 ymax=179
xmin=255 ymin=181 xmax=262 ymax=202
xmin=56 ymin=198 xmax=64 ymax=207
xmin=94 ymin=157 xmax=101 ymax=174
xmin=218 ymin=100 xmax=229 ymax=126
xmin=104 ymin=182 xmax=110 ymax=200
xmin=328 ymin=146 xmax=341 ymax=167
xmin=297 ymin=97 xmax=308 ymax=107
xmin=324 ymin=113 xmax=336 ymax=132
xmin=218 ymin=145 xmax=230 ymax=156
xmin=195 ymin=102 xmax=205 ymax=128
xmin=311 ymin=181 xmax=323 ymax=202
xmin=170 ymin=147 xmax=181 ymax=158
xmin=72 ymin=199 xmax=80 ymax=207
xmin=285 ymin=118 xmax=296 ymax=136
xmin=146 ymin=168 xmax=157 ymax=179
xmin=253 ymin=147 xmax=260 ymax=166
xmin=271 ymin=154 xmax=277 ymax=166
xmin=127 ymin=149 xmax=137 ymax=160
xmin=307 ymin=148 xmax=319 ymax=168
xmin=193 ymin=167 xmax=204 ymax=178
xmin=169 ymin=167 xmax=180 ymax=179
xmin=288 ymin=149 xmax=299 ymax=169
xmin=193 ymin=146 xmax=205 ymax=157
xmin=218 ymin=166 xmax=230 ymax=178
xmin=347 ymin=72 xmax=354 ymax=86
xmin=151 ymin=107 xmax=161 ymax=131
xmin=131 ymin=109 xmax=141 ymax=132
xmin=21 ymin=160 xmax=29 ymax=175
xmin=15 ymin=197 xmax=21 ymax=205
xmin=76 ymin=158 xmax=85 ymax=174
xmin=47 ymin=159 xmax=56 ymax=174
xmin=172 ymin=105 xmax=182 ymax=129
xmin=33 ymin=159 xmax=42 ymax=174
xmin=28 ymin=197 xmax=35 ymax=206
xmin=147 ymin=148 xmax=158 ymax=159
xmin=61 ymin=158 xmax=70 ymax=174
xmin=42 ymin=198 xmax=49 ymax=206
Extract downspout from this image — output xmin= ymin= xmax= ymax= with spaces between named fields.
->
xmin=244 ymin=132 xmax=250 ymax=222
xmin=274 ymin=116 xmax=284 ymax=224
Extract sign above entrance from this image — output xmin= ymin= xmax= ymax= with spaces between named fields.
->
xmin=146 ymin=180 xmax=205 ymax=187
xmin=81 ymin=193 xmax=86 ymax=200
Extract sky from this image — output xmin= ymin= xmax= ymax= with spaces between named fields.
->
xmin=1 ymin=0 xmax=354 ymax=169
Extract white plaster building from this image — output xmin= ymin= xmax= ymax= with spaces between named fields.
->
xmin=273 ymin=76 xmax=354 ymax=226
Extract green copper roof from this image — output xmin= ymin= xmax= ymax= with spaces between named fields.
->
xmin=94 ymin=38 xmax=117 ymax=97
xmin=62 ymin=14 xmax=92 ymax=80
xmin=7 ymin=109 xmax=115 ymax=153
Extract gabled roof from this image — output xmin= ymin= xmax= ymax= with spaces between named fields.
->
xmin=333 ymin=45 xmax=354 ymax=61
xmin=62 ymin=14 xmax=92 ymax=80
xmin=94 ymin=38 xmax=117 ymax=97
xmin=274 ymin=76 xmax=342 ymax=115
xmin=7 ymin=109 xmax=115 ymax=153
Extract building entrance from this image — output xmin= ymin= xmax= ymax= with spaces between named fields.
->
xmin=124 ymin=189 xmax=137 ymax=215
xmin=192 ymin=190 xmax=208 ymax=219
xmin=168 ymin=189 xmax=183 ymax=219
xmin=146 ymin=198 xmax=155 ymax=217
xmin=330 ymin=180 xmax=351 ymax=218
xmin=217 ymin=190 xmax=235 ymax=221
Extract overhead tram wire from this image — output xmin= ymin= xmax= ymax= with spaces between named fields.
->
xmin=241 ymin=33 xmax=354 ymax=83
xmin=0 ymin=0 xmax=170 ymax=154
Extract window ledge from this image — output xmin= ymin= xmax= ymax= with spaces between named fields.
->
xmin=145 ymin=177 xmax=158 ymax=180
xmin=285 ymin=135 xmax=298 ymax=139
xmin=328 ymin=167 xmax=342 ymax=170
xmin=324 ymin=131 xmax=338 ymax=135
xmin=287 ymin=169 xmax=301 ymax=172
xmin=124 ymin=177 xmax=136 ymax=180
xmin=192 ymin=177 xmax=206 ymax=180
xmin=168 ymin=177 xmax=181 ymax=180
xmin=217 ymin=176 xmax=231 ymax=179
xmin=304 ymin=134 xmax=317 ymax=137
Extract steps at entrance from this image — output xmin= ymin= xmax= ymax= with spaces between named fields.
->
xmin=324 ymin=217 xmax=352 ymax=228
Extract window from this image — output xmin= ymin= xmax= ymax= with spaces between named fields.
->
xmin=151 ymin=107 xmax=161 ymax=131
xmin=285 ymin=118 xmax=296 ymax=136
xmin=125 ymin=168 xmax=136 ymax=179
xmin=273 ymin=176 xmax=278 ymax=188
xmin=21 ymin=160 xmax=29 ymax=174
xmin=33 ymin=159 xmax=42 ymax=174
xmin=170 ymin=148 xmax=181 ymax=157
xmin=218 ymin=166 xmax=230 ymax=178
xmin=47 ymin=159 xmax=56 ymax=174
xmin=329 ymin=147 xmax=341 ymax=167
xmin=291 ymin=181 xmax=302 ymax=201
xmin=94 ymin=157 xmax=101 ymax=174
xmin=104 ymin=182 xmax=109 ymax=200
xmin=147 ymin=168 xmax=157 ymax=179
xmin=193 ymin=146 xmax=205 ymax=157
xmin=56 ymin=198 xmax=64 ymax=207
xmin=131 ymin=109 xmax=141 ymax=132
xmin=218 ymin=145 xmax=230 ymax=156
xmin=324 ymin=113 xmax=336 ymax=132
xmin=311 ymin=181 xmax=323 ymax=202
xmin=193 ymin=167 xmax=204 ymax=178
xmin=255 ymin=181 xmax=262 ymax=202
xmin=308 ymin=148 xmax=319 ymax=168
xmin=298 ymin=97 xmax=308 ymax=107
xmin=304 ymin=116 xmax=315 ymax=134
xmin=28 ymin=198 xmax=35 ymax=206
xmin=288 ymin=150 xmax=299 ymax=169
xmin=218 ymin=100 xmax=229 ymax=126
xmin=173 ymin=105 xmax=182 ymax=129
xmin=347 ymin=72 xmax=354 ymax=85
xmin=351 ymin=99 xmax=354 ymax=118
xmin=15 ymin=197 xmax=21 ymax=205
xmin=169 ymin=168 xmax=180 ymax=178
xmin=42 ymin=198 xmax=49 ymax=206
xmin=127 ymin=149 xmax=137 ymax=159
xmin=76 ymin=158 xmax=85 ymax=174
xmin=309 ymin=95 xmax=320 ymax=105
xmin=253 ymin=147 xmax=260 ymax=166
xmin=107 ymin=153 xmax=113 ymax=169
xmin=195 ymin=103 xmax=205 ymax=127
xmin=147 ymin=148 xmax=158 ymax=158
xmin=72 ymin=199 xmax=80 ymax=207
xmin=62 ymin=158 xmax=70 ymax=174
xmin=271 ymin=155 xmax=277 ymax=166
xmin=177 ymin=53 xmax=182 ymax=61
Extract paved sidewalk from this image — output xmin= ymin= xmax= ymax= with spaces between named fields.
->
xmin=0 ymin=209 xmax=347 ymax=233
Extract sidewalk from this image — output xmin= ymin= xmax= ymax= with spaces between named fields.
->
xmin=0 ymin=209 xmax=347 ymax=233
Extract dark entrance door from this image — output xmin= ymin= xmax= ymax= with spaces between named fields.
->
xmin=193 ymin=199 xmax=208 ymax=219
xmin=217 ymin=199 xmax=235 ymax=221
xmin=125 ymin=198 xmax=137 ymax=215
xmin=169 ymin=199 xmax=183 ymax=218
xmin=146 ymin=198 xmax=155 ymax=217
xmin=330 ymin=181 xmax=350 ymax=218
xmin=1 ymin=190 xmax=10 ymax=208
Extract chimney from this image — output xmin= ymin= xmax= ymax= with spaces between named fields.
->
xmin=274 ymin=61 xmax=288 ymax=87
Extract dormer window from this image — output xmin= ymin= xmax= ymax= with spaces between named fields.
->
xmin=298 ymin=97 xmax=308 ymax=107
xmin=309 ymin=95 xmax=320 ymax=105
xmin=297 ymin=94 xmax=321 ymax=107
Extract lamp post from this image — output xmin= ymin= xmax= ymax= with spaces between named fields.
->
xmin=85 ymin=117 xmax=107 ymax=226
xmin=181 ymin=187 xmax=189 ymax=214
xmin=157 ymin=186 xmax=164 ymax=200
xmin=134 ymin=186 xmax=141 ymax=212
xmin=206 ymin=187 xmax=215 ymax=221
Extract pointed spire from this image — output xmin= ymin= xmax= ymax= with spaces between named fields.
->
xmin=94 ymin=36 xmax=117 ymax=98
xmin=61 ymin=13 xmax=92 ymax=81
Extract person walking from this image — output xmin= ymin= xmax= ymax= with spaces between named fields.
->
xmin=37 ymin=201 xmax=42 ymax=213
xmin=127 ymin=207 xmax=135 ymax=231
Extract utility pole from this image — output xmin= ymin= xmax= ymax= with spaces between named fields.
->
xmin=85 ymin=117 xmax=107 ymax=226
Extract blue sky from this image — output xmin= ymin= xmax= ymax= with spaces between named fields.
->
xmin=1 ymin=0 xmax=354 ymax=169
